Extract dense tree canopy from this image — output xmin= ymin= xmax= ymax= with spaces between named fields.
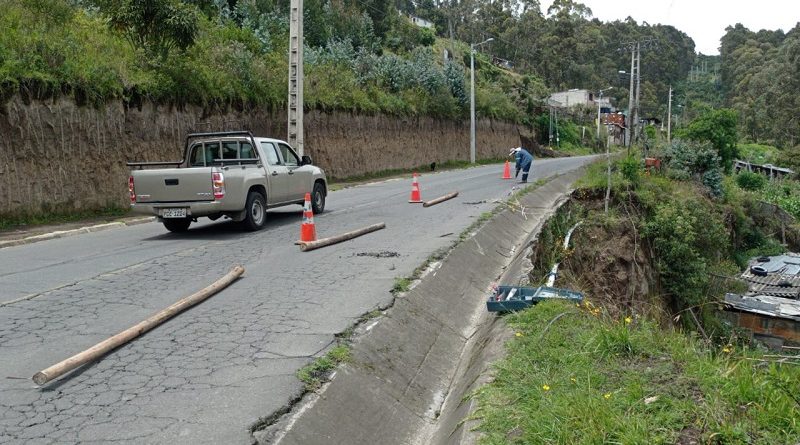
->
xmin=719 ymin=22 xmax=800 ymax=148
xmin=4 ymin=0 xmax=797 ymax=152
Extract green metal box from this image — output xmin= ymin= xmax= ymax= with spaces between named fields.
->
xmin=486 ymin=285 xmax=584 ymax=313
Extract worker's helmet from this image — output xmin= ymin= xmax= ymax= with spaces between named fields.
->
xmin=509 ymin=147 xmax=522 ymax=156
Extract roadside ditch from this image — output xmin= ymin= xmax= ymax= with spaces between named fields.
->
xmin=250 ymin=170 xmax=586 ymax=444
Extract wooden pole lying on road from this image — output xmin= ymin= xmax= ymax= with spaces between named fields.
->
xmin=32 ymin=265 xmax=245 ymax=386
xmin=423 ymin=192 xmax=459 ymax=208
xmin=299 ymin=223 xmax=386 ymax=252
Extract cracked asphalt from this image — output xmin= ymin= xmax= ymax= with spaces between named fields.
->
xmin=0 ymin=157 xmax=596 ymax=444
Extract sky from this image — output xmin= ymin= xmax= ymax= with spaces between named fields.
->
xmin=539 ymin=0 xmax=800 ymax=55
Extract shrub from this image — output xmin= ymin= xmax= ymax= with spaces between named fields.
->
xmin=645 ymin=198 xmax=728 ymax=309
xmin=735 ymin=171 xmax=767 ymax=191
xmin=619 ymin=155 xmax=641 ymax=185
xmin=664 ymin=139 xmax=724 ymax=197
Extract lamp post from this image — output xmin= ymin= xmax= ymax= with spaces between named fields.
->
xmin=596 ymin=86 xmax=613 ymax=140
xmin=470 ymin=37 xmax=493 ymax=164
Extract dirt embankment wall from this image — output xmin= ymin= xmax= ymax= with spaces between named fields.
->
xmin=0 ymin=97 xmax=525 ymax=217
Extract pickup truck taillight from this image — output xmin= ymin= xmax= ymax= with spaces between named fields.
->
xmin=129 ymin=176 xmax=136 ymax=203
xmin=212 ymin=170 xmax=225 ymax=200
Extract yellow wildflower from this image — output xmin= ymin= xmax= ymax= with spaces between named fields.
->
xmin=722 ymin=345 xmax=732 ymax=353
xmin=624 ymin=316 xmax=632 ymax=324
xmin=542 ymin=384 xmax=550 ymax=391
xmin=604 ymin=393 xmax=612 ymax=400
xmin=515 ymin=332 xmax=523 ymax=337
xmin=570 ymin=377 xmax=577 ymax=384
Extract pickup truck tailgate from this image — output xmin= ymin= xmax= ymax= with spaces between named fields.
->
xmin=132 ymin=168 xmax=214 ymax=203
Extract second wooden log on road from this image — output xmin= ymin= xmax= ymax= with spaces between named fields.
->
xmin=423 ymin=192 xmax=459 ymax=208
xmin=300 ymin=223 xmax=386 ymax=252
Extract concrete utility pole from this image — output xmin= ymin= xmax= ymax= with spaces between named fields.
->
xmin=596 ymin=87 xmax=612 ymax=139
xmin=626 ymin=47 xmax=635 ymax=148
xmin=619 ymin=38 xmax=656 ymax=149
xmin=288 ymin=0 xmax=304 ymax=155
xmin=470 ymin=38 xmax=493 ymax=163
xmin=633 ymin=41 xmax=641 ymax=145
xmin=667 ymin=85 xmax=672 ymax=143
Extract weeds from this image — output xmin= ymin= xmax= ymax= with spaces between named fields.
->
xmin=475 ymin=300 xmax=800 ymax=444
xmin=0 ymin=206 xmax=129 ymax=231
xmin=391 ymin=277 xmax=411 ymax=294
xmin=296 ymin=345 xmax=351 ymax=391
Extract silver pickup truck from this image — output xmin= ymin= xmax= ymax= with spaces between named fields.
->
xmin=128 ymin=131 xmax=327 ymax=232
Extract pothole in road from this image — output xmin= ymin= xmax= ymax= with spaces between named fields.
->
xmin=355 ymin=251 xmax=400 ymax=258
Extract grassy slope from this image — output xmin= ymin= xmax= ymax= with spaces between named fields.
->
xmin=475 ymin=300 xmax=800 ymax=445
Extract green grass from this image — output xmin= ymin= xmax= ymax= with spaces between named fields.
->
xmin=474 ymin=300 xmax=800 ymax=444
xmin=0 ymin=206 xmax=129 ymax=232
xmin=760 ymin=179 xmax=800 ymax=219
xmin=738 ymin=143 xmax=780 ymax=165
xmin=391 ymin=277 xmax=412 ymax=294
xmin=296 ymin=345 xmax=351 ymax=391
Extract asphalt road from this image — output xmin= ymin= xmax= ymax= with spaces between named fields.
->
xmin=0 ymin=156 xmax=596 ymax=444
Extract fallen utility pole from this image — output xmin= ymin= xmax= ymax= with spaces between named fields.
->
xmin=300 ymin=223 xmax=386 ymax=252
xmin=423 ymin=192 xmax=459 ymax=208
xmin=32 ymin=266 xmax=245 ymax=386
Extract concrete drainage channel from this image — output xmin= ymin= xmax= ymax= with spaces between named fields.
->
xmin=252 ymin=169 xmax=584 ymax=445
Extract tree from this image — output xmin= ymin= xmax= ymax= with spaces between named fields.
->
xmin=681 ymin=108 xmax=738 ymax=172
xmin=95 ymin=0 xmax=201 ymax=59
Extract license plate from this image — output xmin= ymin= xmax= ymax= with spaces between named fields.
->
xmin=162 ymin=208 xmax=187 ymax=218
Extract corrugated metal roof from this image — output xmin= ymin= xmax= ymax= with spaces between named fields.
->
xmin=724 ymin=293 xmax=800 ymax=322
xmin=741 ymin=254 xmax=800 ymax=298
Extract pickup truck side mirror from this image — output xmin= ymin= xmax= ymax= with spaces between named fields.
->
xmin=301 ymin=155 xmax=313 ymax=166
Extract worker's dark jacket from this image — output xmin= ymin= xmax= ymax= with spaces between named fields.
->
xmin=515 ymin=149 xmax=534 ymax=172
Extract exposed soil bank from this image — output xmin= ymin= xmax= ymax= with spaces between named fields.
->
xmin=529 ymin=192 xmax=663 ymax=317
xmin=0 ymin=96 xmax=526 ymax=218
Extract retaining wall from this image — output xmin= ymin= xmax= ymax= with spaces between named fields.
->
xmin=0 ymin=97 xmax=525 ymax=217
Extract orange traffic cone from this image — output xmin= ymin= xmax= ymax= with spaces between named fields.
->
xmin=409 ymin=173 xmax=423 ymax=203
xmin=299 ymin=192 xmax=317 ymax=242
xmin=502 ymin=160 xmax=512 ymax=179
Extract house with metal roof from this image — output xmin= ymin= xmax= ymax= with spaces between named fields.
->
xmin=723 ymin=254 xmax=800 ymax=348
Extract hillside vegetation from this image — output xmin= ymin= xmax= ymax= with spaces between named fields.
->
xmin=0 ymin=0 xmax=695 ymax=126
xmin=476 ymin=300 xmax=800 ymax=444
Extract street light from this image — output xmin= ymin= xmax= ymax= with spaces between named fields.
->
xmin=596 ymin=86 xmax=613 ymax=139
xmin=470 ymin=37 xmax=493 ymax=164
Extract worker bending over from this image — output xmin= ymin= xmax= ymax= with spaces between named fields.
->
xmin=509 ymin=147 xmax=534 ymax=183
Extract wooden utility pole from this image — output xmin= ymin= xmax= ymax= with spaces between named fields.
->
xmin=288 ymin=0 xmax=304 ymax=155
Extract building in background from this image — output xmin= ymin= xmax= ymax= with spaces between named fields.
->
xmin=549 ymin=89 xmax=612 ymax=111
xmin=409 ymin=15 xmax=433 ymax=29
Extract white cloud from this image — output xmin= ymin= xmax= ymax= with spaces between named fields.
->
xmin=539 ymin=0 xmax=800 ymax=54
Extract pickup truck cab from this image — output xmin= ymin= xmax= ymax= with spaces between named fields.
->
xmin=128 ymin=131 xmax=327 ymax=232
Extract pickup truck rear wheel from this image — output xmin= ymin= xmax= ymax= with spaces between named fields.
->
xmin=241 ymin=191 xmax=266 ymax=231
xmin=163 ymin=218 xmax=191 ymax=233
xmin=311 ymin=182 xmax=326 ymax=214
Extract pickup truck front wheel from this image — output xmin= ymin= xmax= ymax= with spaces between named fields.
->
xmin=163 ymin=218 xmax=191 ymax=233
xmin=241 ymin=191 xmax=266 ymax=231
